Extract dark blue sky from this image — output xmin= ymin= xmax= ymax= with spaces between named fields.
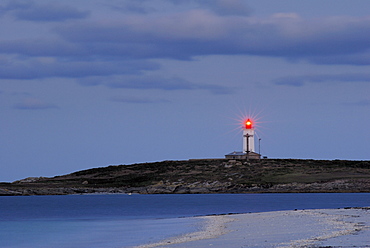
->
xmin=1 ymin=0 xmax=370 ymax=182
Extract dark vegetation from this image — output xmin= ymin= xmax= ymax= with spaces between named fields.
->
xmin=2 ymin=159 xmax=370 ymax=195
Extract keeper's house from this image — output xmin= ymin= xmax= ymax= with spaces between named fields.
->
xmin=225 ymin=151 xmax=261 ymax=160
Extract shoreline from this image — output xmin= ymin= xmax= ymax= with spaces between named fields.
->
xmin=132 ymin=215 xmax=234 ymax=248
xmin=134 ymin=207 xmax=370 ymax=248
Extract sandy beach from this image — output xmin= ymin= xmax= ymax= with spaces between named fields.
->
xmin=134 ymin=207 xmax=370 ymax=248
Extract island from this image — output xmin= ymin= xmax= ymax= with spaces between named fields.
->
xmin=1 ymin=158 xmax=370 ymax=196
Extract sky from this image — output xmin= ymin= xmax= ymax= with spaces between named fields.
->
xmin=1 ymin=0 xmax=370 ymax=182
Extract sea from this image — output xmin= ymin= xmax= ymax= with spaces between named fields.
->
xmin=1 ymin=193 xmax=370 ymax=248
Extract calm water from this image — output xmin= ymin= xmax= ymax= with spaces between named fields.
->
xmin=1 ymin=193 xmax=370 ymax=247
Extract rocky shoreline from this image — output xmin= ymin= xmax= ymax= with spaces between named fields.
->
xmin=2 ymin=159 xmax=370 ymax=196
xmin=2 ymin=179 xmax=370 ymax=196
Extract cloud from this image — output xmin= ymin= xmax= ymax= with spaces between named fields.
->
xmin=110 ymin=95 xmax=170 ymax=104
xmin=307 ymin=52 xmax=370 ymax=66
xmin=0 ymin=57 xmax=159 ymax=79
xmin=173 ymin=0 xmax=251 ymax=15
xmin=1 ymin=2 xmax=370 ymax=89
xmin=205 ymin=0 xmax=251 ymax=16
xmin=54 ymin=10 xmax=228 ymax=53
xmin=79 ymin=75 xmax=234 ymax=95
xmin=345 ymin=99 xmax=370 ymax=106
xmin=104 ymin=1 xmax=150 ymax=14
xmin=3 ymin=8 xmax=370 ymax=63
xmin=52 ymin=12 xmax=370 ymax=64
xmin=167 ymin=0 xmax=251 ymax=16
xmin=274 ymin=73 xmax=370 ymax=86
xmin=1 ymin=1 xmax=89 ymax=22
xmin=14 ymin=97 xmax=58 ymax=110
xmin=0 ymin=39 xmax=83 ymax=57
xmin=106 ymin=0 xmax=250 ymax=16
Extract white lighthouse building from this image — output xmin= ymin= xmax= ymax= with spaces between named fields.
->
xmin=243 ymin=119 xmax=255 ymax=153
xmin=225 ymin=118 xmax=261 ymax=159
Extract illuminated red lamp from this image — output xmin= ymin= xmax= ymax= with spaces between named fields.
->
xmin=244 ymin=119 xmax=253 ymax=129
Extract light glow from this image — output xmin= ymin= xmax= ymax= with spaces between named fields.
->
xmin=231 ymin=107 xmax=264 ymax=134
xmin=245 ymin=119 xmax=253 ymax=129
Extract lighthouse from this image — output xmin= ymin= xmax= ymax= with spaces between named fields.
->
xmin=225 ymin=118 xmax=261 ymax=159
xmin=243 ymin=119 xmax=255 ymax=154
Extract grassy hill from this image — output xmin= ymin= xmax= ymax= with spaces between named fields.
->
xmin=2 ymin=158 xmax=370 ymax=195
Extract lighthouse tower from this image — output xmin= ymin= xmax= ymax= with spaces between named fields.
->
xmin=225 ymin=118 xmax=261 ymax=159
xmin=243 ymin=119 xmax=255 ymax=154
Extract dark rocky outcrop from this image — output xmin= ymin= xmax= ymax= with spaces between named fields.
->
xmin=2 ymin=159 xmax=370 ymax=195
